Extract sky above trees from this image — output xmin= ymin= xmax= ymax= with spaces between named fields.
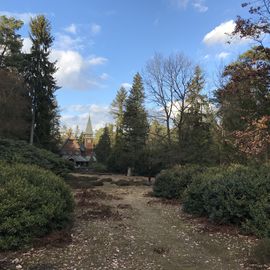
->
xmin=0 ymin=0 xmax=252 ymax=131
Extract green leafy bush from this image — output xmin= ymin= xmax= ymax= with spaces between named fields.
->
xmin=0 ymin=162 xmax=74 ymax=250
xmin=183 ymin=165 xmax=270 ymax=237
xmin=153 ymin=165 xmax=206 ymax=199
xmin=0 ymin=138 xmax=73 ymax=175
xmin=181 ymin=166 xmax=224 ymax=216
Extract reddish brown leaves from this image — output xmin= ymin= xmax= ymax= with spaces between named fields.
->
xmin=233 ymin=116 xmax=270 ymax=157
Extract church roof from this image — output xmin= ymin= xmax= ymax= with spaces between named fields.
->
xmin=60 ymin=136 xmax=81 ymax=154
xmin=85 ymin=114 xmax=93 ymax=136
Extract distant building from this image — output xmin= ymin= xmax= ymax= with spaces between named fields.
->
xmin=60 ymin=114 xmax=94 ymax=167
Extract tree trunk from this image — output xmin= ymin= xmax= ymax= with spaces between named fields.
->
xmin=166 ymin=117 xmax=171 ymax=145
xmin=30 ymin=105 xmax=35 ymax=145
xmin=127 ymin=167 xmax=132 ymax=176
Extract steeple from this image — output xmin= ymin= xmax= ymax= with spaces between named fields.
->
xmin=85 ymin=114 xmax=93 ymax=137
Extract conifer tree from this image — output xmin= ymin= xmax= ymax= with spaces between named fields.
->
xmin=107 ymin=87 xmax=128 ymax=171
xmin=186 ymin=66 xmax=206 ymax=115
xmin=122 ymin=73 xmax=149 ymax=174
xmin=95 ymin=126 xmax=111 ymax=164
xmin=111 ymin=86 xmax=127 ymax=138
xmin=180 ymin=66 xmax=215 ymax=164
xmin=24 ymin=15 xmax=60 ymax=151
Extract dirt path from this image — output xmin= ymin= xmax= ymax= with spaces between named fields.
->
xmin=0 ymin=176 xmax=261 ymax=270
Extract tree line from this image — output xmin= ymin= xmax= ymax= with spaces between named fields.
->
xmin=94 ymin=0 xmax=270 ymax=175
xmin=1 ymin=0 xmax=269 ymax=173
xmin=0 ymin=15 xmax=60 ymax=152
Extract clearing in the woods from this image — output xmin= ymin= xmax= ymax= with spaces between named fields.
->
xmin=0 ymin=174 xmax=261 ymax=270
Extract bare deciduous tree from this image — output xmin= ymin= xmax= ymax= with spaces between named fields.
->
xmin=144 ymin=53 xmax=174 ymax=145
xmin=144 ymin=52 xmax=194 ymax=143
xmin=166 ymin=53 xmax=194 ymax=140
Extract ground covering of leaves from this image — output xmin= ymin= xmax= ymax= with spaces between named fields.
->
xmin=0 ymin=173 xmax=268 ymax=270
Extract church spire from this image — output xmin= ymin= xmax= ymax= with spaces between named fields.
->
xmin=85 ymin=114 xmax=93 ymax=136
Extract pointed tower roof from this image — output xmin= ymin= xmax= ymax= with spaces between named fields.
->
xmin=85 ymin=114 xmax=93 ymax=136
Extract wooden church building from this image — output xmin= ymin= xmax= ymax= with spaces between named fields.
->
xmin=60 ymin=115 xmax=94 ymax=167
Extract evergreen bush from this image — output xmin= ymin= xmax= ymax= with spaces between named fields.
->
xmin=90 ymin=162 xmax=107 ymax=173
xmin=0 ymin=162 xmax=74 ymax=250
xmin=0 ymin=138 xmax=73 ymax=175
xmin=183 ymin=164 xmax=270 ymax=237
xmin=153 ymin=164 xmax=206 ymax=199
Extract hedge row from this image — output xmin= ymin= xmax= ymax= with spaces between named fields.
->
xmin=153 ymin=164 xmax=270 ymax=237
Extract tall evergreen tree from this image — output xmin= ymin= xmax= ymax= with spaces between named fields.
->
xmin=107 ymin=87 xmax=128 ymax=172
xmin=94 ymin=125 xmax=115 ymax=145
xmin=111 ymin=86 xmax=127 ymax=138
xmin=179 ymin=66 xmax=216 ymax=164
xmin=24 ymin=15 xmax=60 ymax=151
xmin=186 ymin=66 xmax=206 ymax=115
xmin=95 ymin=126 xmax=111 ymax=164
xmin=122 ymin=73 xmax=149 ymax=174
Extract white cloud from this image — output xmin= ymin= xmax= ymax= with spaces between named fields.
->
xmin=203 ymin=20 xmax=235 ymax=45
xmin=22 ymin=37 xmax=32 ymax=53
xmin=170 ymin=0 xmax=189 ymax=8
xmin=192 ymin=0 xmax=208 ymax=12
xmin=50 ymin=25 xmax=108 ymax=90
xmin=169 ymin=0 xmax=208 ymax=12
xmin=121 ymin=83 xmax=132 ymax=89
xmin=54 ymin=34 xmax=84 ymax=50
xmin=24 ymin=24 xmax=105 ymax=90
xmin=203 ymin=20 xmax=249 ymax=45
xmin=88 ymin=56 xmax=108 ymax=66
xmin=100 ymin=73 xmax=109 ymax=80
xmin=217 ymin=52 xmax=231 ymax=59
xmin=64 ymin=23 xmax=77 ymax=34
xmin=0 ymin=11 xmax=36 ymax=23
xmin=61 ymin=104 xmax=113 ymax=131
xmin=50 ymin=50 xmax=108 ymax=90
xmin=91 ymin=23 xmax=101 ymax=35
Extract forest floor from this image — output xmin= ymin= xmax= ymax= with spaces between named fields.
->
xmin=0 ymin=173 xmax=268 ymax=270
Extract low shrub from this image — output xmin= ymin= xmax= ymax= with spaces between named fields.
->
xmin=181 ymin=166 xmax=224 ymax=216
xmin=183 ymin=164 xmax=270 ymax=237
xmin=153 ymin=164 xmax=206 ymax=199
xmin=89 ymin=162 xmax=107 ymax=173
xmin=0 ymin=138 xmax=73 ymax=175
xmin=65 ymin=174 xmax=103 ymax=189
xmin=0 ymin=162 xmax=74 ymax=250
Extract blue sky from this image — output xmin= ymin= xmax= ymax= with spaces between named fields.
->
xmin=0 ymin=0 xmax=252 ymax=131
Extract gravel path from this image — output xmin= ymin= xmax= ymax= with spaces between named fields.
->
xmin=0 ymin=176 xmax=261 ymax=270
